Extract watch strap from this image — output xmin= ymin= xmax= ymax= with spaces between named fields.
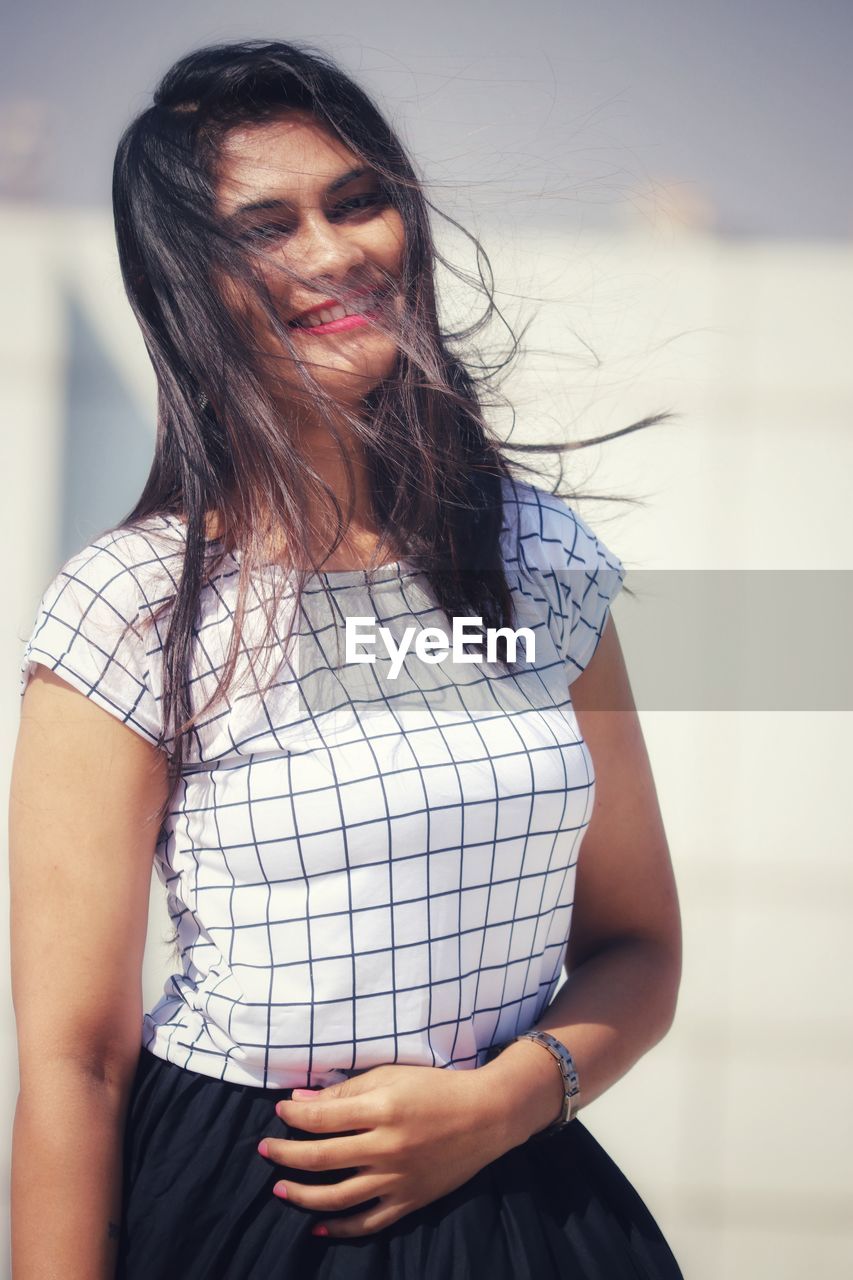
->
xmin=509 ymin=1030 xmax=581 ymax=1138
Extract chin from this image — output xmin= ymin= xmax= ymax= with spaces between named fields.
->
xmin=321 ymin=351 xmax=400 ymax=394
xmin=270 ymin=344 xmax=401 ymax=411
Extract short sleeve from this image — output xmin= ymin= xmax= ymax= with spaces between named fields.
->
xmin=507 ymin=481 xmax=626 ymax=685
xmin=550 ymin=504 xmax=625 ymax=683
xmin=19 ymin=538 xmax=163 ymax=745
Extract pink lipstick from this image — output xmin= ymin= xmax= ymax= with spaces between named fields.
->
xmin=296 ymin=304 xmax=384 ymax=336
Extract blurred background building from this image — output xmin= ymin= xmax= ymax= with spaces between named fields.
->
xmin=2 ymin=4 xmax=852 ymax=1277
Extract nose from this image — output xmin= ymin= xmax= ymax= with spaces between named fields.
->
xmin=289 ymin=208 xmax=368 ymax=283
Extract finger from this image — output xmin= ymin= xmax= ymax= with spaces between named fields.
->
xmin=313 ymin=1201 xmax=404 ymax=1239
xmin=275 ymin=1092 xmax=383 ymax=1134
xmin=259 ymin=1132 xmax=374 ymax=1171
xmin=271 ymin=1172 xmax=383 ymax=1213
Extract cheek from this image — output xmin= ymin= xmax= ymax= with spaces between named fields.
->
xmin=365 ymin=209 xmax=407 ymax=272
xmin=218 ymin=274 xmax=295 ymax=354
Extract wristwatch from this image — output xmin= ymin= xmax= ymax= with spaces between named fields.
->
xmin=486 ymin=1029 xmax=581 ymax=1139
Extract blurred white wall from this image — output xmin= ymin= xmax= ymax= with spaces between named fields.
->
xmin=3 ymin=200 xmax=852 ymax=1278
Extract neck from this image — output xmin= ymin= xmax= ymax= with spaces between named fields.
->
xmin=255 ymin=414 xmax=390 ymax=569
xmin=198 ymin=401 xmax=393 ymax=566
xmin=295 ymin=424 xmax=377 ymax=535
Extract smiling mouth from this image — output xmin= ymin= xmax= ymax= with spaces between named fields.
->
xmin=288 ymin=287 xmax=394 ymax=330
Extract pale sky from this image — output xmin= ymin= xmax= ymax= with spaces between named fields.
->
xmin=2 ymin=0 xmax=851 ymax=238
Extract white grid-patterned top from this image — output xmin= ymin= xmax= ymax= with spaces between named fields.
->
xmin=18 ymin=475 xmax=625 ymax=1088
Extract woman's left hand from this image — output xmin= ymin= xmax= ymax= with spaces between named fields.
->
xmin=257 ymin=1063 xmax=516 ymax=1238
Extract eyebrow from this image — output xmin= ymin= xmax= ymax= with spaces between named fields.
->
xmin=224 ymin=167 xmax=374 ymax=223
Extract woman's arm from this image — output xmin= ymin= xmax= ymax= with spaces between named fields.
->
xmin=9 ymin=666 xmax=170 ymax=1279
xmin=479 ymin=613 xmax=683 ymax=1145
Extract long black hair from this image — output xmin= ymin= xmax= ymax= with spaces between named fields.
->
xmin=111 ymin=37 xmax=675 ymax=799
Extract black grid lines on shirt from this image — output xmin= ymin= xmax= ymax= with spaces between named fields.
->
xmin=20 ymin=479 xmax=624 ymax=1089
xmin=19 ymin=534 xmax=160 ymax=743
xmin=502 ymin=478 xmax=626 ymax=682
xmin=147 ymin=588 xmax=591 ymax=1080
xmin=144 ymin=483 xmax=612 ymax=1085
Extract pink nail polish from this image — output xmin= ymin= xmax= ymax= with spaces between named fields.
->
xmin=273 ymin=1184 xmax=288 ymax=1199
xmin=311 ymin=1224 xmax=329 ymax=1236
xmin=257 ymin=1140 xmax=269 ymax=1158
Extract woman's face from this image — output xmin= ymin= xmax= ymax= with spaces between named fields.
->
xmin=213 ymin=110 xmax=407 ymax=424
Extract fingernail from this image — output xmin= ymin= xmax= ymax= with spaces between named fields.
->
xmin=292 ymin=1088 xmax=314 ymax=1098
xmin=257 ymin=1140 xmax=269 ymax=1158
xmin=273 ymin=1184 xmax=288 ymax=1199
xmin=311 ymin=1224 xmax=329 ymax=1236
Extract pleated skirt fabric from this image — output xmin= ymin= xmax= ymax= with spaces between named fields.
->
xmin=115 ymin=1045 xmax=684 ymax=1280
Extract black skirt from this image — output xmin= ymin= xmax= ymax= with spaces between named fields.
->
xmin=115 ymin=1045 xmax=684 ymax=1280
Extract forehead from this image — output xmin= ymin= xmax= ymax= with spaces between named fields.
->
xmin=214 ymin=111 xmax=363 ymax=214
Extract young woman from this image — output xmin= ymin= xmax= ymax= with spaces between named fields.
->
xmin=10 ymin=38 xmax=684 ymax=1279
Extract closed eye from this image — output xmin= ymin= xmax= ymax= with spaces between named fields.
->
xmin=330 ymin=191 xmax=387 ymax=217
xmin=244 ymin=190 xmax=388 ymax=244
xmin=245 ymin=221 xmax=291 ymax=242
